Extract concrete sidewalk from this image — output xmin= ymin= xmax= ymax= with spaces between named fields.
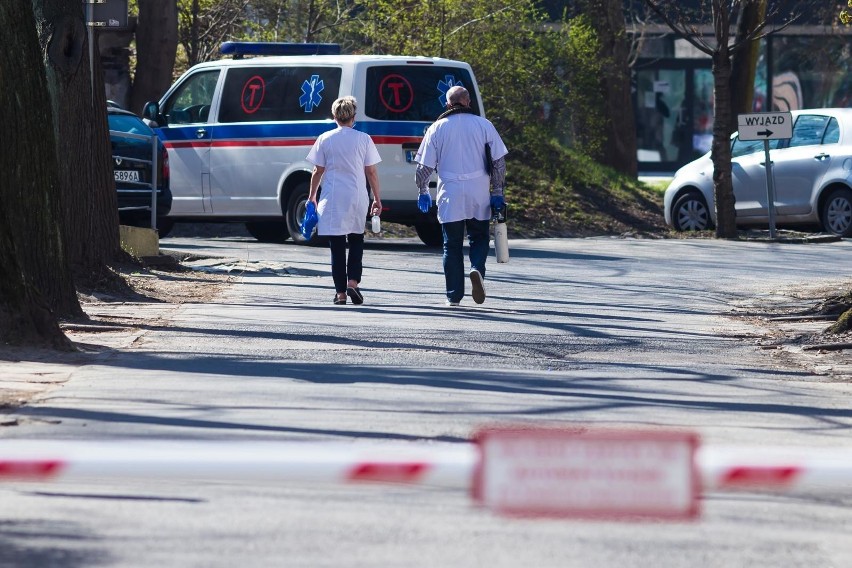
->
xmin=0 ymin=300 xmax=185 ymax=418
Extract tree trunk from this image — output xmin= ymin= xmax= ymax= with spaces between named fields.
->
xmin=585 ymin=0 xmax=638 ymax=176
xmin=33 ymin=0 xmax=123 ymax=290
xmin=130 ymin=0 xmax=178 ymax=115
xmin=711 ymin=14 xmax=738 ymax=239
xmin=730 ymin=0 xmax=767 ymax=128
xmin=0 ymin=0 xmax=74 ymax=348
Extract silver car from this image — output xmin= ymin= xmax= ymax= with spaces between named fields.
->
xmin=664 ymin=108 xmax=852 ymax=237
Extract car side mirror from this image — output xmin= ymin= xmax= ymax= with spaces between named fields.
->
xmin=142 ymin=101 xmax=164 ymax=127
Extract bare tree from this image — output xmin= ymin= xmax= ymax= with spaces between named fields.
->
xmin=0 ymin=0 xmax=74 ymax=348
xmin=32 ymin=0 xmax=123 ymax=292
xmin=179 ymin=0 xmax=248 ymax=67
xmin=644 ymin=0 xmax=809 ymax=238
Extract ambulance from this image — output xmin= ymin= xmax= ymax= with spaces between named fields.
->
xmin=142 ymin=42 xmax=485 ymax=246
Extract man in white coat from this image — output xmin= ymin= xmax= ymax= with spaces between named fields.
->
xmin=414 ymin=86 xmax=508 ymax=306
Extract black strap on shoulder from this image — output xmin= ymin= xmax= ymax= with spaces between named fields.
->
xmin=437 ymin=105 xmax=476 ymax=121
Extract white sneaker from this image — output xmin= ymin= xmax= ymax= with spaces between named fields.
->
xmin=469 ymin=269 xmax=485 ymax=304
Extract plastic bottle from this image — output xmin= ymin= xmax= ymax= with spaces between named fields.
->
xmin=371 ymin=215 xmax=381 ymax=233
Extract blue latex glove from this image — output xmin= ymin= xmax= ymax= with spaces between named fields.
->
xmin=490 ymin=195 xmax=505 ymax=214
xmin=418 ymin=193 xmax=432 ymax=213
xmin=300 ymin=201 xmax=318 ymax=240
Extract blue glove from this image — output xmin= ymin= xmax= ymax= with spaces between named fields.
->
xmin=300 ymin=201 xmax=318 ymax=240
xmin=418 ymin=193 xmax=432 ymax=213
xmin=490 ymin=195 xmax=505 ymax=214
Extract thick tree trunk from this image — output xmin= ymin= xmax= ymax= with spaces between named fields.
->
xmin=0 ymin=0 xmax=74 ymax=348
xmin=130 ymin=0 xmax=178 ymax=115
xmin=33 ymin=0 xmax=122 ymax=289
xmin=585 ymin=0 xmax=638 ymax=176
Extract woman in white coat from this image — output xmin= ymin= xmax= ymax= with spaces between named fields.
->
xmin=306 ymin=96 xmax=382 ymax=305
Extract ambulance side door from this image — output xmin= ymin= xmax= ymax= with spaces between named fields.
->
xmin=157 ymin=69 xmax=220 ymax=215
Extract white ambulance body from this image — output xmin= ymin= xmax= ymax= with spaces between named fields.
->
xmin=144 ymin=43 xmax=485 ymax=245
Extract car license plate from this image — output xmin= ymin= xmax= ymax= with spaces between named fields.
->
xmin=114 ymin=170 xmax=140 ymax=182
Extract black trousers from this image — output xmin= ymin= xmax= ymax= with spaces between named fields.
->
xmin=328 ymin=233 xmax=365 ymax=293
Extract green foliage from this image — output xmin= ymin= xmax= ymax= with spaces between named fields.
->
xmin=507 ymin=138 xmax=666 ymax=237
xmin=345 ymin=2 xmax=607 ymax=178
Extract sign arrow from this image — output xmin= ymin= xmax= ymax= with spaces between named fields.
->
xmin=757 ymin=129 xmax=773 ymax=137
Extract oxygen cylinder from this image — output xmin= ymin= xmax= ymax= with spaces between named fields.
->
xmin=494 ymin=221 xmax=509 ymax=263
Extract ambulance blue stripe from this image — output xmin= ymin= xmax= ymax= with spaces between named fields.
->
xmin=156 ymin=121 xmax=428 ymax=142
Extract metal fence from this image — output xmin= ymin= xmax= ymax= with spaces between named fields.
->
xmin=111 ymin=129 xmax=159 ymax=230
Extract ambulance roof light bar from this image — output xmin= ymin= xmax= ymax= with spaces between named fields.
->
xmin=220 ymin=42 xmax=341 ymax=59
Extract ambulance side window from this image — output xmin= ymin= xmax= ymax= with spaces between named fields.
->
xmin=364 ymin=66 xmax=479 ymax=122
xmin=163 ymin=70 xmax=220 ymax=125
xmin=219 ymin=67 xmax=342 ymax=123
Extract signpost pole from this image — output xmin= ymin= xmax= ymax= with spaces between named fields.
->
xmin=737 ymin=112 xmax=791 ymax=239
xmin=763 ymin=139 xmax=777 ymax=239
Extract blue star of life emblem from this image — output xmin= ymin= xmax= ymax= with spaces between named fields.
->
xmin=437 ymin=75 xmax=464 ymax=107
xmin=300 ymin=75 xmax=325 ymax=113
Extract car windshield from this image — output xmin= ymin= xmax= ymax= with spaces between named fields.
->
xmin=109 ymin=114 xmax=152 ymax=135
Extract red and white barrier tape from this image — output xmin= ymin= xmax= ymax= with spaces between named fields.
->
xmin=698 ymin=446 xmax=852 ymax=492
xmin=2 ymin=440 xmax=850 ymax=491
xmin=2 ymin=434 xmax=851 ymax=519
xmin=0 ymin=440 xmax=476 ymax=487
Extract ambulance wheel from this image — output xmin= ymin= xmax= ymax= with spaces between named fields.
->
xmin=414 ymin=222 xmax=443 ymax=247
xmin=245 ymin=221 xmax=289 ymax=243
xmin=285 ymin=182 xmax=323 ymax=245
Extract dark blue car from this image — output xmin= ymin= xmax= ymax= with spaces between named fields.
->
xmin=108 ymin=107 xmax=171 ymax=227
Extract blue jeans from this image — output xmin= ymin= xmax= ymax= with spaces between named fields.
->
xmin=442 ymin=219 xmax=490 ymax=303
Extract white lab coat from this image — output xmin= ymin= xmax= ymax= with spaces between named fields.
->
xmin=415 ymin=113 xmax=508 ymax=224
xmin=306 ymin=127 xmax=381 ymax=235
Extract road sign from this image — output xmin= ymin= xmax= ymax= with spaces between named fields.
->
xmin=84 ymin=0 xmax=128 ymax=29
xmin=473 ymin=428 xmax=700 ymax=519
xmin=737 ymin=112 xmax=793 ymax=141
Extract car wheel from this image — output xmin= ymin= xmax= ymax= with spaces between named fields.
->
xmin=820 ymin=187 xmax=852 ymax=237
xmin=672 ymin=191 xmax=712 ymax=232
xmin=157 ymin=218 xmax=174 ymax=238
xmin=245 ymin=221 xmax=289 ymax=243
xmin=414 ymin=222 xmax=443 ymax=247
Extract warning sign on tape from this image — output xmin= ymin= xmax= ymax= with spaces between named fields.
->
xmin=472 ymin=428 xmax=700 ymax=519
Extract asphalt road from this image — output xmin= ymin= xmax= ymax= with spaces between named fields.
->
xmin=2 ymin=236 xmax=852 ymax=567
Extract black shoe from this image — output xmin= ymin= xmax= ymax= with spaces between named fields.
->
xmin=333 ymin=295 xmax=346 ymax=305
xmin=347 ymin=287 xmax=364 ymax=305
